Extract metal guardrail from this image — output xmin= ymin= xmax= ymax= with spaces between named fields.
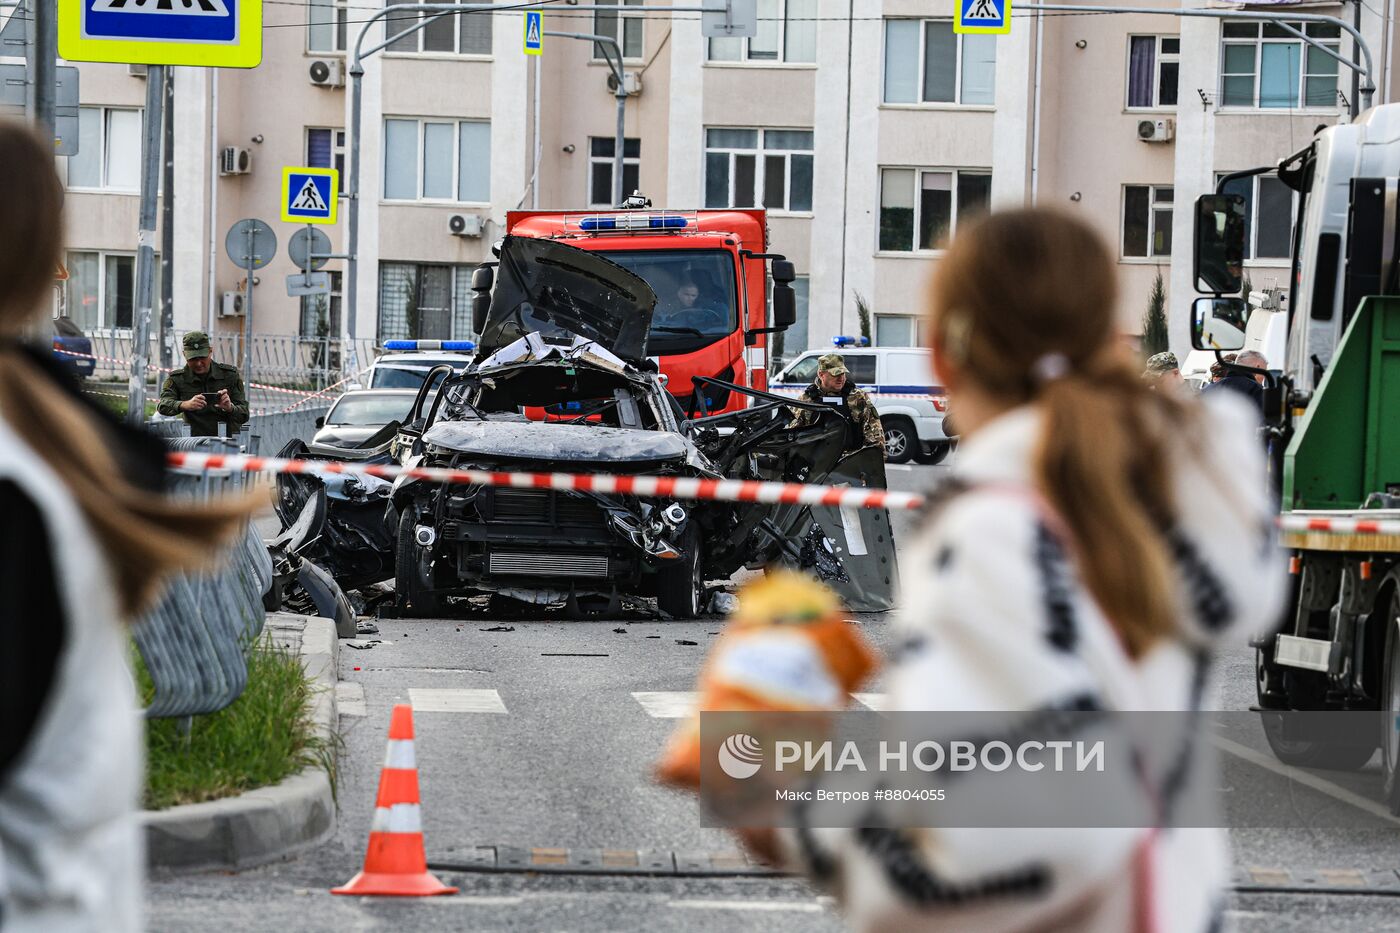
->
xmin=132 ymin=437 xmax=274 ymax=719
xmin=145 ymin=404 xmax=333 ymax=457
xmin=83 ymin=329 xmax=376 ymax=389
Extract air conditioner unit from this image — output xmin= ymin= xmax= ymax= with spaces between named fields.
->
xmin=449 ymin=213 xmax=484 ymax=237
xmin=220 ymin=146 xmax=252 ymax=176
xmin=128 ymin=63 xmax=148 ymax=78
xmin=220 ymin=291 xmax=245 ymax=317
xmin=606 ymin=71 xmax=643 ymax=96
xmin=309 ymin=59 xmax=345 ymax=88
xmin=1137 ymin=118 xmax=1175 ymax=143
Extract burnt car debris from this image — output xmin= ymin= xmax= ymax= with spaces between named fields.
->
xmin=272 ymin=235 xmax=898 ymax=618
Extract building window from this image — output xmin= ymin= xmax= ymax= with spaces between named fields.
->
xmin=384 ymin=0 xmax=493 ymax=55
xmin=300 ymin=270 xmax=344 ymax=338
xmin=1220 ymin=21 xmax=1340 ymax=109
xmin=704 ymin=128 xmax=813 ymax=212
xmin=383 ymin=118 xmax=491 ymax=203
xmin=708 ymin=0 xmax=816 ymax=64
xmin=308 ymin=0 xmax=349 ymax=52
xmin=67 ymin=107 xmax=142 ymax=192
xmin=306 ymin=127 xmax=346 ymax=177
xmin=878 ymin=168 xmax=991 ymax=252
xmin=593 ymin=0 xmax=643 ymax=61
xmin=883 ymin=19 xmax=996 ymax=106
xmin=64 ymin=250 xmax=161 ymax=331
xmin=588 ymin=137 xmax=640 ymax=207
xmin=1218 ymin=173 xmax=1296 ymax=260
xmin=378 ymin=263 xmax=477 ymax=342
xmin=1127 ymin=35 xmax=1179 ymax=108
xmin=1123 ymin=185 xmax=1173 ymax=258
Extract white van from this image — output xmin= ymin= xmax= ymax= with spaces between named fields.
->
xmin=772 ymin=346 xmax=951 ymax=464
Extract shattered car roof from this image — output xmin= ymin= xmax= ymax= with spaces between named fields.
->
xmin=475 ymin=236 xmax=657 ymax=364
xmin=423 ymin=419 xmax=692 ymax=466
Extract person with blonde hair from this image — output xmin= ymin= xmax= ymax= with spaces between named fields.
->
xmin=744 ymin=208 xmax=1284 ymax=930
xmin=0 ymin=121 xmax=254 ymax=932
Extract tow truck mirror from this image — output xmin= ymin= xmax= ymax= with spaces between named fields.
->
xmin=1190 ymin=296 xmax=1248 ymax=351
xmin=771 ymin=260 xmax=796 ymax=285
xmin=772 ymin=283 xmax=797 ymax=328
xmin=1193 ymin=194 xmax=1247 ymax=294
xmin=471 ymin=265 xmax=494 ymax=334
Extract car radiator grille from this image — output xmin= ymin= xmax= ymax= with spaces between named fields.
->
xmin=488 ymin=551 xmax=610 ymax=578
xmin=489 ymin=488 xmax=604 ymax=527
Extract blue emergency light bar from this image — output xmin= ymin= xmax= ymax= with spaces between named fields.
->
xmin=832 ymin=335 xmax=870 ymax=348
xmin=578 ymin=214 xmax=689 ymax=232
xmin=383 ymin=339 xmax=476 ymax=352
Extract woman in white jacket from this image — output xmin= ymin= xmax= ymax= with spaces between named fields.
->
xmin=761 ymin=209 xmax=1286 ymax=931
xmin=0 ymin=122 xmax=253 ymax=932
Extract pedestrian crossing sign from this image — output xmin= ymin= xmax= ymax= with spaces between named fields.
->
xmin=524 ymin=10 xmax=543 ymax=55
xmin=58 ymin=0 xmax=262 ymax=68
xmin=281 ymin=167 xmax=339 ymax=225
xmin=956 ymin=0 xmax=1010 ymax=35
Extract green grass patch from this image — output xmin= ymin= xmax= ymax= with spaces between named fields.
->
xmin=89 ymin=392 xmax=159 ymax=420
xmin=136 ymin=638 xmax=335 ymax=811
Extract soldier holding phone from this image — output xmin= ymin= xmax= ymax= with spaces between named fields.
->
xmin=156 ymin=331 xmax=250 ymax=437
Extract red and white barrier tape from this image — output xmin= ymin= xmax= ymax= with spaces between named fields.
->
xmin=166 ymin=451 xmax=926 ymax=512
xmin=1277 ymin=515 xmax=1400 ymax=537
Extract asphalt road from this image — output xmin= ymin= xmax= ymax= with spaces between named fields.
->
xmin=148 ymin=460 xmax=1400 ymax=932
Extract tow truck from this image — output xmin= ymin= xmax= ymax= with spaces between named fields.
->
xmin=471 ymin=199 xmax=797 ymax=416
xmin=1191 ymin=104 xmax=1400 ymax=811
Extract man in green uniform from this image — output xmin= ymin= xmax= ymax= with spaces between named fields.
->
xmin=789 ymin=353 xmax=885 ymax=454
xmin=157 ymin=331 xmax=250 ymax=437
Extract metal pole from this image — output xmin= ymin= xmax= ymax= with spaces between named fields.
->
xmin=31 ymin=0 xmax=53 ymax=141
xmin=1353 ymin=0 xmax=1362 ymax=117
xmin=128 ymin=64 xmax=165 ymax=427
xmin=160 ymin=67 xmax=175 ymax=371
xmin=614 ymin=86 xmax=626 ymax=206
xmin=532 ymin=53 xmax=540 ymax=209
xmin=345 ymin=60 xmax=363 ymax=379
xmin=242 ymin=227 xmax=254 ymax=380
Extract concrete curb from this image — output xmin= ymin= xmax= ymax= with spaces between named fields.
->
xmin=143 ymin=613 xmax=339 ymax=873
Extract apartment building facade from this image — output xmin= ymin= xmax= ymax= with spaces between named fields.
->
xmin=55 ymin=0 xmax=1399 ymax=366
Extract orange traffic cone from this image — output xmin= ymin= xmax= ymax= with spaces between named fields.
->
xmin=332 ymin=704 xmax=458 ymax=897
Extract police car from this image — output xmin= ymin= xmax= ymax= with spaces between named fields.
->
xmin=772 ymin=339 xmax=951 ymax=464
xmin=359 ymin=340 xmax=476 ymax=390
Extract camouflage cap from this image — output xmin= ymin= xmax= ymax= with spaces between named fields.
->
xmin=1142 ymin=351 xmax=1179 ymax=376
xmin=183 ymin=331 xmax=212 ymax=360
xmin=818 ymin=353 xmax=849 ymax=376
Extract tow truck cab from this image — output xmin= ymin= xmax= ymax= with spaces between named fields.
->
xmin=498 ymin=207 xmax=796 ymax=415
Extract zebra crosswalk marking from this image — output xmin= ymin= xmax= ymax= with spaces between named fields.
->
xmin=408 ymin=687 xmax=508 ymax=714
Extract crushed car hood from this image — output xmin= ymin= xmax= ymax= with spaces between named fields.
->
xmin=423 ymin=419 xmax=690 ymax=466
xmin=476 ymin=236 xmax=657 ymax=364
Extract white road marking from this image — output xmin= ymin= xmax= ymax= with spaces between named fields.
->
xmin=669 ymin=899 xmax=826 ymax=912
xmin=335 ymin=681 xmax=366 ymax=718
xmin=632 ymin=691 xmax=699 ymax=718
xmin=852 ymin=693 xmax=888 ymax=711
xmin=420 ymin=896 xmax=525 ymax=906
xmin=408 ymin=687 xmax=508 ymax=714
xmin=1210 ymin=734 xmax=1400 ymax=827
xmin=885 ymin=463 xmax=915 ymax=471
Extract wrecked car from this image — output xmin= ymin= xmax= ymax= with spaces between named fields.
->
xmin=379 ymin=236 xmax=899 ymax=617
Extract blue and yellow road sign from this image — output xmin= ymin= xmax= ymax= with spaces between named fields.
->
xmin=956 ymin=0 xmax=1010 ymax=35
xmin=58 ymin=0 xmax=262 ymax=68
xmin=524 ymin=10 xmax=543 ymax=55
xmin=282 ymin=167 xmax=338 ymax=225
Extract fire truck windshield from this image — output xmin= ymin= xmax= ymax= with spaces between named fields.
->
xmin=597 ymin=249 xmax=737 ymax=355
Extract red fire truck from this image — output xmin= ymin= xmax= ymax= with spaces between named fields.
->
xmin=500 ymin=205 xmax=797 ymax=415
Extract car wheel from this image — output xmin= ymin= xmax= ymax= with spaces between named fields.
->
xmin=915 ymin=442 xmax=951 ymax=466
xmin=1382 ymin=591 xmax=1400 ymax=813
xmin=395 ymin=509 xmax=442 ymax=618
xmin=656 ymin=525 xmax=703 ymax=619
xmin=882 ymin=419 xmax=916 ymax=465
xmin=1257 ymin=646 xmax=1376 ymax=771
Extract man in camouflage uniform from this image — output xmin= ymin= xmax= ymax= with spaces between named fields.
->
xmin=157 ymin=331 xmax=250 ymax=437
xmin=1142 ymin=350 xmax=1182 ymax=390
xmin=789 ymin=353 xmax=885 ymax=454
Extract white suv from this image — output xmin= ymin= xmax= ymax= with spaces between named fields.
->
xmin=772 ymin=347 xmax=951 ymax=464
